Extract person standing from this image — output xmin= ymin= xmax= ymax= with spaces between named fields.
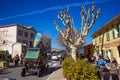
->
xmin=105 ymin=56 xmax=110 ymax=63
xmin=105 ymin=56 xmax=111 ymax=70
xmin=110 ymin=57 xmax=119 ymax=80
xmin=97 ymin=55 xmax=110 ymax=80
xmin=112 ymin=57 xmax=117 ymax=66
xmin=14 ymin=54 xmax=19 ymax=66
xmin=95 ymin=54 xmax=99 ymax=68
xmin=20 ymin=53 xmax=24 ymax=66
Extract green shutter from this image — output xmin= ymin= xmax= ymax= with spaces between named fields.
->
xmin=106 ymin=28 xmax=110 ymax=41
xmin=96 ymin=50 xmax=99 ymax=55
xmin=112 ymin=25 xmax=115 ymax=39
xmin=99 ymin=33 xmax=102 ymax=43
xmin=105 ymin=50 xmax=108 ymax=57
xmin=117 ymin=21 xmax=120 ymax=36
xmin=118 ymin=21 xmax=120 ymax=34
xmin=95 ymin=38 xmax=96 ymax=44
xmin=99 ymin=33 xmax=101 ymax=42
xmin=110 ymin=49 xmax=114 ymax=59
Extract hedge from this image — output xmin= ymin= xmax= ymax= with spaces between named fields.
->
xmin=62 ymin=57 xmax=99 ymax=80
xmin=0 ymin=50 xmax=9 ymax=60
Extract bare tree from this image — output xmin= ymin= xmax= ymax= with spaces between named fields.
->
xmin=57 ymin=28 xmax=86 ymax=54
xmin=54 ymin=3 xmax=100 ymax=61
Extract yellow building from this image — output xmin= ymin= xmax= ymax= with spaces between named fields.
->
xmin=91 ymin=14 xmax=120 ymax=64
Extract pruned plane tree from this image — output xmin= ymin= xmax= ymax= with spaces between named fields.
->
xmin=54 ymin=2 xmax=100 ymax=61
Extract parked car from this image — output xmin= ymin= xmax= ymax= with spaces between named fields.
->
xmin=58 ymin=54 xmax=62 ymax=59
xmin=51 ymin=54 xmax=59 ymax=61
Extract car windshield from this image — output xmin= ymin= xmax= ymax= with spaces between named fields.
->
xmin=52 ymin=53 xmax=58 ymax=56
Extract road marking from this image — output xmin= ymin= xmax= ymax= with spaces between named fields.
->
xmin=46 ymin=72 xmax=55 ymax=80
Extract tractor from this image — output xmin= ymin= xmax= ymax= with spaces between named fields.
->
xmin=21 ymin=48 xmax=48 ymax=77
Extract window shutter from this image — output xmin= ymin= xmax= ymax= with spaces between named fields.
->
xmin=117 ymin=21 xmax=120 ymax=37
xmin=106 ymin=50 xmax=108 ymax=57
xmin=112 ymin=25 xmax=115 ymax=39
xmin=106 ymin=28 xmax=110 ymax=41
xmin=99 ymin=33 xmax=102 ymax=43
xmin=97 ymin=50 xmax=99 ymax=55
xmin=103 ymin=50 xmax=105 ymax=58
xmin=118 ymin=21 xmax=120 ymax=35
xmin=110 ymin=49 xmax=114 ymax=59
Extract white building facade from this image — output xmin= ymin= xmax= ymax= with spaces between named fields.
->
xmin=0 ymin=24 xmax=36 ymax=57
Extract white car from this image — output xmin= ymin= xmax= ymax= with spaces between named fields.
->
xmin=52 ymin=54 xmax=58 ymax=60
xmin=58 ymin=54 xmax=62 ymax=59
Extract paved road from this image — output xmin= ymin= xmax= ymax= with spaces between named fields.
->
xmin=0 ymin=60 xmax=61 ymax=80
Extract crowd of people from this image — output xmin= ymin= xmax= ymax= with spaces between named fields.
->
xmin=6 ymin=53 xmax=25 ymax=66
xmin=94 ymin=55 xmax=120 ymax=80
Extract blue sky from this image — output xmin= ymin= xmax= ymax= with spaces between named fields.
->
xmin=0 ymin=0 xmax=120 ymax=49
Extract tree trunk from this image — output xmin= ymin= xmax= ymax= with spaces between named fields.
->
xmin=71 ymin=46 xmax=77 ymax=61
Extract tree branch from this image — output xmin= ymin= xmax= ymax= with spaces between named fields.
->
xmin=54 ymin=20 xmax=72 ymax=48
xmin=75 ymin=2 xmax=100 ymax=47
xmin=56 ymin=9 xmax=74 ymax=44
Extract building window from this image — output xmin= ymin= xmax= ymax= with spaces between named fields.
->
xmin=24 ymin=32 xmax=28 ymax=37
xmin=103 ymin=50 xmax=105 ymax=58
xmin=117 ymin=46 xmax=120 ymax=57
xmin=109 ymin=49 xmax=114 ymax=59
xmin=30 ymin=33 xmax=34 ymax=38
xmin=21 ymin=31 xmax=23 ymax=36
xmin=117 ymin=21 xmax=120 ymax=37
xmin=29 ymin=41 xmax=33 ymax=48
xmin=17 ymin=39 xmax=20 ymax=42
xmin=106 ymin=28 xmax=110 ymax=41
xmin=23 ymin=40 xmax=25 ymax=44
xmin=99 ymin=33 xmax=102 ymax=43
xmin=26 ymin=41 xmax=28 ymax=44
xmin=18 ymin=30 xmax=20 ymax=35
xmin=18 ymin=30 xmax=23 ymax=36
xmin=96 ymin=50 xmax=99 ymax=55
xmin=112 ymin=25 xmax=115 ymax=39
xmin=105 ymin=50 xmax=108 ymax=58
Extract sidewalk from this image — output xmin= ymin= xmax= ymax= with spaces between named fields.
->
xmin=47 ymin=67 xmax=66 ymax=80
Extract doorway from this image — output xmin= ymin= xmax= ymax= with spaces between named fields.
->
xmin=117 ymin=46 xmax=120 ymax=57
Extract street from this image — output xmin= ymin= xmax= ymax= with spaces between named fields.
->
xmin=0 ymin=60 xmax=61 ymax=80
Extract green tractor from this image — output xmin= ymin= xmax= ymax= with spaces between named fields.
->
xmin=21 ymin=48 xmax=48 ymax=77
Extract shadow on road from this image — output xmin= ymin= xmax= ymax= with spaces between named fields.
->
xmin=0 ymin=77 xmax=16 ymax=80
xmin=0 ymin=69 xmax=11 ymax=75
xmin=0 ymin=64 xmax=22 ymax=75
xmin=21 ymin=66 xmax=62 ymax=77
xmin=41 ymin=66 xmax=61 ymax=77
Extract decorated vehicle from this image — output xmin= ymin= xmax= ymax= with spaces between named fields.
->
xmin=21 ymin=33 xmax=50 ymax=77
xmin=21 ymin=48 xmax=48 ymax=77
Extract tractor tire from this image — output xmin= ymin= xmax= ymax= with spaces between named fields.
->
xmin=37 ymin=69 xmax=42 ymax=77
xmin=21 ymin=68 xmax=26 ymax=77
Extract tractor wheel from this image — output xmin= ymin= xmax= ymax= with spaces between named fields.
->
xmin=21 ymin=68 xmax=26 ymax=77
xmin=37 ymin=69 xmax=42 ymax=77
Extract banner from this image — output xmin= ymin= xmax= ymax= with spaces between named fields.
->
xmin=33 ymin=33 xmax=42 ymax=48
